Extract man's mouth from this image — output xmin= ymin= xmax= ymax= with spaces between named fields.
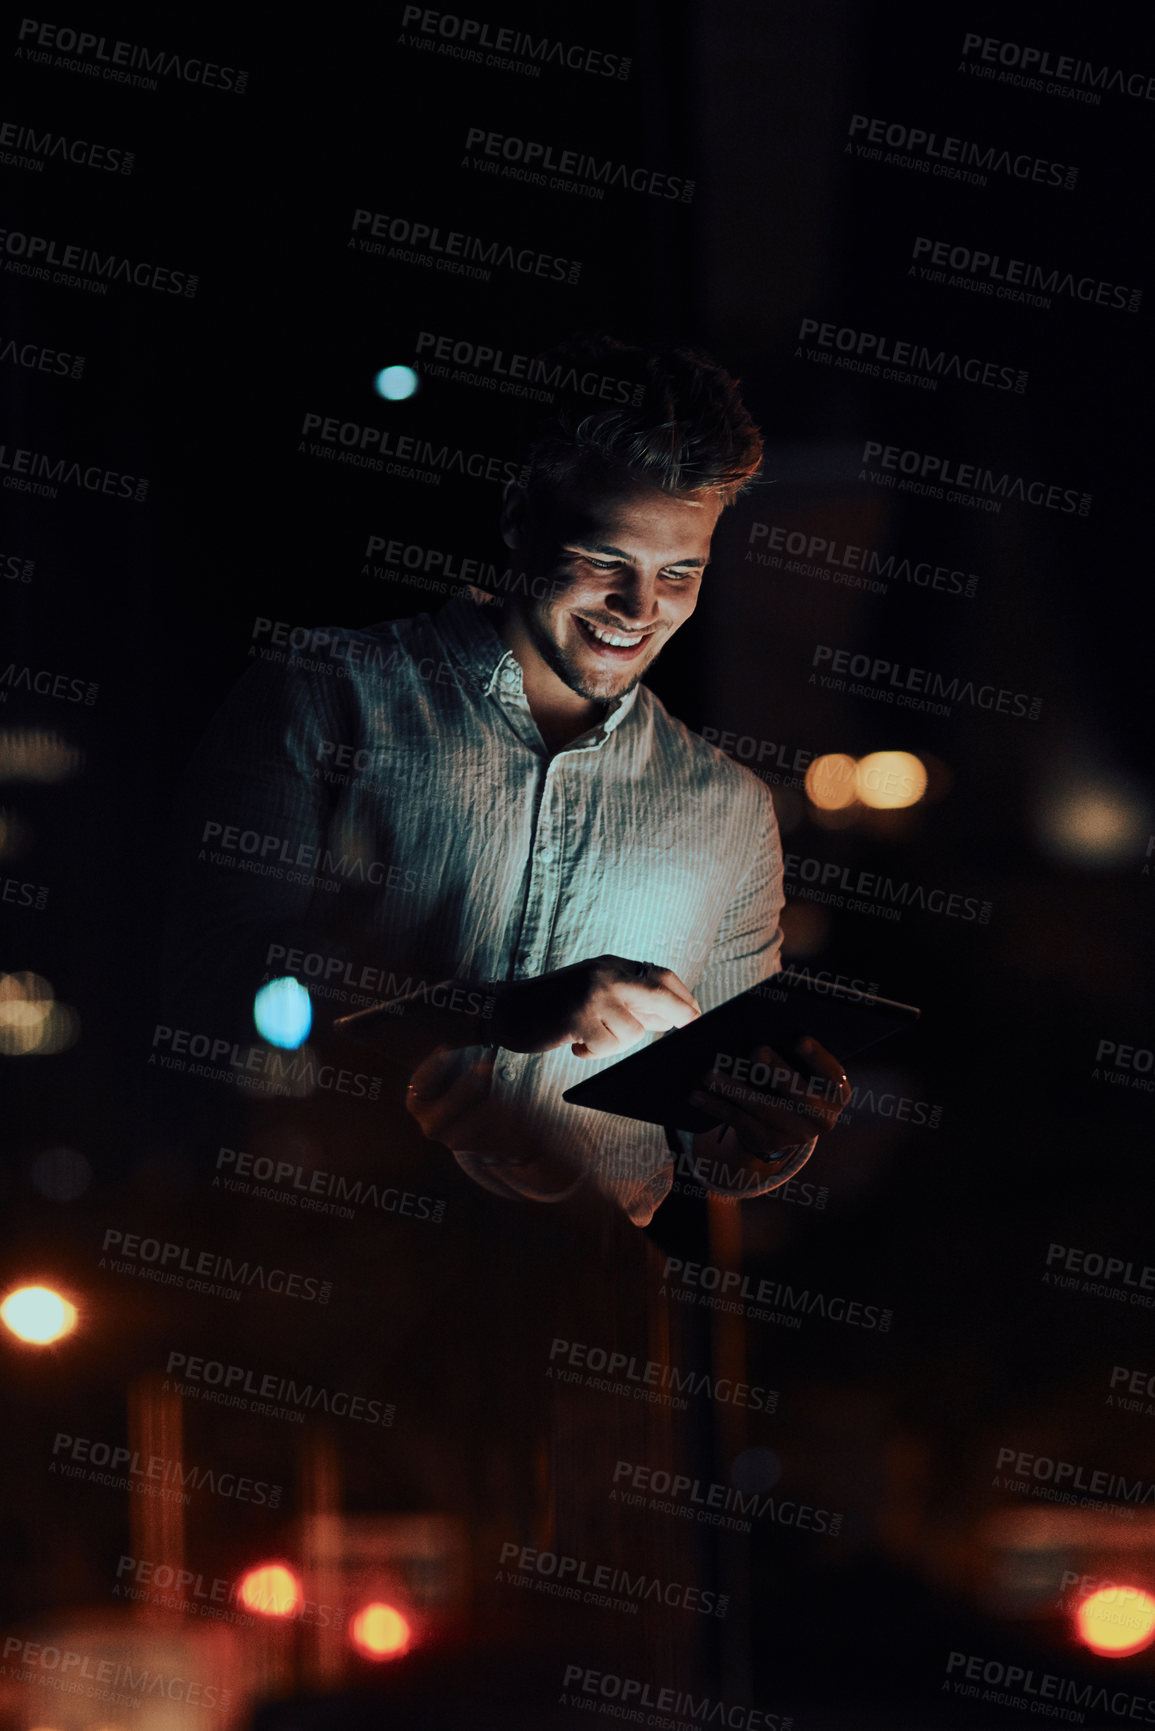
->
xmin=574 ymin=617 xmax=658 ymax=660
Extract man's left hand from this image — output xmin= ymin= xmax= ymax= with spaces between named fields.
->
xmin=687 ymin=1036 xmax=851 ymax=1169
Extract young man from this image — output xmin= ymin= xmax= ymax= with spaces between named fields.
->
xmin=167 ymin=338 xmax=849 ymax=1225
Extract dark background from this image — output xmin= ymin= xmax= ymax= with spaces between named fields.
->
xmin=3 ymin=4 xmax=1153 ymax=1727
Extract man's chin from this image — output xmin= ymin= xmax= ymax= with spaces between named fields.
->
xmin=563 ymin=658 xmax=649 ymax=703
xmin=533 ymin=617 xmax=660 ymax=704
xmin=565 ymin=635 xmax=664 ymax=697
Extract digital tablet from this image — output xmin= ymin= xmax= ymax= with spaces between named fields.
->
xmin=562 ymin=970 xmax=920 ymax=1132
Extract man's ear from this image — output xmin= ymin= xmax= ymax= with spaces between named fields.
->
xmin=500 ymin=480 xmax=528 ymax=551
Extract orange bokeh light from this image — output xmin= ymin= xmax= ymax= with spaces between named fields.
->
xmin=238 ymin=1563 xmax=303 ymax=1618
xmin=1 ymin=1285 xmax=77 ymax=1344
xmin=854 ymin=751 xmax=927 ymax=811
xmin=804 ymin=753 xmax=858 ymax=811
xmin=350 ymin=1601 xmax=411 ymax=1659
xmin=1075 ymin=1585 xmax=1155 ymax=1658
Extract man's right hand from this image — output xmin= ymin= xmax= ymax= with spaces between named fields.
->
xmin=492 ymin=955 xmax=701 ymax=1058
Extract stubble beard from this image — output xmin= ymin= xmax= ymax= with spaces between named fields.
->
xmin=525 ymin=601 xmax=659 ymax=703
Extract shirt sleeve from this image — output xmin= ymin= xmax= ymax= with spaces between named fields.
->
xmin=674 ymin=775 xmax=817 ymax=1198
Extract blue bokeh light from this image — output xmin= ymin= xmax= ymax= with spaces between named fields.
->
xmin=253 ymin=977 xmax=313 ymax=1049
xmin=374 ymin=365 xmax=419 ymax=401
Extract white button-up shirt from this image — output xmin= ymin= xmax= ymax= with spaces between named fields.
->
xmin=170 ymin=595 xmax=790 ymax=1224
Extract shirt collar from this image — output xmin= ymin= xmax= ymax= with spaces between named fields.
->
xmin=434 ymin=594 xmax=510 ymax=690
xmin=434 ymin=594 xmax=640 ymax=745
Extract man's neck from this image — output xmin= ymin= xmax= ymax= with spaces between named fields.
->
xmin=498 ymin=610 xmax=606 ymax=753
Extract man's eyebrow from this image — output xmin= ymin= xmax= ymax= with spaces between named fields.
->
xmin=568 ymin=541 xmax=708 ymax=566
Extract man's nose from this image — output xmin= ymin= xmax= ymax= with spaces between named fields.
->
xmin=604 ymin=571 xmax=659 ymax=622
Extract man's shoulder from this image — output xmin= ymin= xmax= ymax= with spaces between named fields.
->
xmin=636 ymin=688 xmax=774 ymax=815
xmin=219 ymin=617 xmax=432 ymax=726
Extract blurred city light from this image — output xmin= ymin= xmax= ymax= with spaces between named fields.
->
xmin=1 ymin=1284 xmax=78 ymax=1344
xmin=238 ymin=1562 xmax=303 ymax=1617
xmin=374 ymin=365 xmax=419 ymax=401
xmin=253 ymin=977 xmax=312 ymax=1048
xmin=1035 ymin=778 xmax=1151 ymax=868
xmin=0 ymin=973 xmax=80 ymax=1057
xmin=0 ymin=727 xmax=84 ymax=782
xmin=350 ymin=1601 xmax=411 ymax=1659
xmin=805 ymin=753 xmax=858 ymax=811
xmin=1075 ymin=1585 xmax=1155 ymax=1657
xmin=855 ymin=751 xmax=927 ymax=810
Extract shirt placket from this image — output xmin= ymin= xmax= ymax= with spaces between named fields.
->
xmin=480 ymin=645 xmax=620 ymax=1098
xmin=496 ymin=753 xmax=566 ymax=1093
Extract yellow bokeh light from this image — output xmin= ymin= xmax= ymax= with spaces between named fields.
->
xmin=0 ymin=971 xmax=52 ymax=1011
xmin=1 ymin=1285 xmax=78 ymax=1344
xmin=0 ymin=998 xmax=51 ymax=1028
xmin=238 ymin=1563 xmax=303 ymax=1617
xmin=855 ymin=752 xmax=928 ymax=810
xmin=350 ymin=1601 xmax=411 ymax=1659
xmin=804 ymin=754 xmax=858 ymax=811
xmin=0 ymin=974 xmax=79 ymax=1057
xmin=0 ymin=727 xmax=83 ymax=782
xmin=1037 ymin=782 xmax=1150 ymax=867
xmin=1076 ymin=1585 xmax=1155 ymax=1657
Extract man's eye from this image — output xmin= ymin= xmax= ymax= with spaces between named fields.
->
xmin=572 ymin=555 xmax=699 ymax=579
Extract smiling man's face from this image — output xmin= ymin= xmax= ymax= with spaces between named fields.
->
xmin=502 ymin=476 xmax=724 ymax=705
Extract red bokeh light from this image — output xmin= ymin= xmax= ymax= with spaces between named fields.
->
xmin=1075 ymin=1585 xmax=1155 ymax=1658
xmin=350 ymin=1601 xmax=411 ymax=1659
xmin=238 ymin=1562 xmax=303 ymax=1618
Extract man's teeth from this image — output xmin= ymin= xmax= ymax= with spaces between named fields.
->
xmin=584 ymin=621 xmax=647 ymax=648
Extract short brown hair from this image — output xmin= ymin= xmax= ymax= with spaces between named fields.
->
xmin=520 ymin=335 xmax=763 ymax=507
